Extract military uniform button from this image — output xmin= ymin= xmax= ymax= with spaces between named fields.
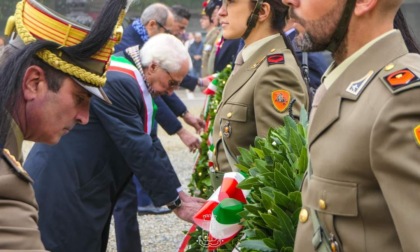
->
xmin=299 ymin=208 xmax=309 ymax=223
xmin=319 ymin=199 xmax=327 ymax=210
xmin=219 ymin=131 xmax=222 ymax=137
xmin=385 ymin=63 xmax=395 ymax=71
xmin=227 ymin=112 xmax=232 ymax=118
xmin=270 ymin=48 xmax=275 ymax=53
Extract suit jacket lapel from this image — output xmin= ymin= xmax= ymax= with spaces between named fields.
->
xmin=221 ymin=35 xmax=287 ymax=104
xmin=309 ymin=31 xmax=408 ymax=145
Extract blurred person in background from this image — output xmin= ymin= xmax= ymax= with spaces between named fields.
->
xmin=171 ymin=4 xmax=191 ymax=42
xmin=200 ymin=0 xmax=222 ymax=77
xmin=189 ymin=32 xmax=204 ymax=78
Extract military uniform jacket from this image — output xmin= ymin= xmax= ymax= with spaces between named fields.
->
xmin=212 ymin=34 xmax=309 ymax=172
xmin=0 ymin=121 xmax=45 ymax=251
xmin=202 ymin=27 xmax=220 ymax=77
xmin=24 ymin=51 xmax=181 ymax=251
xmin=295 ymin=31 xmax=420 ymax=251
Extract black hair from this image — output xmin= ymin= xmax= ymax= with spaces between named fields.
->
xmin=171 ymin=5 xmax=191 ymax=21
xmin=204 ymin=0 xmax=222 ymax=23
xmin=0 ymin=41 xmax=68 ymax=145
xmin=394 ymin=8 xmax=420 ymax=54
xmin=0 ymin=0 xmax=128 ymax=145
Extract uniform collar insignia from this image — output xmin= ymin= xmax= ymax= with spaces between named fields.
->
xmin=346 ymin=70 xmax=374 ymax=96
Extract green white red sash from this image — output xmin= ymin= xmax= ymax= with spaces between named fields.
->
xmin=108 ymin=55 xmax=156 ymax=135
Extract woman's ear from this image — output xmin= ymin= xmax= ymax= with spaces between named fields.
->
xmin=22 ymin=65 xmax=47 ymax=101
xmin=258 ymin=2 xmax=271 ymax=22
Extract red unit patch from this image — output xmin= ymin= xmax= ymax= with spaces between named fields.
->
xmin=267 ymin=54 xmax=285 ymax=65
xmin=384 ymin=68 xmax=419 ymax=90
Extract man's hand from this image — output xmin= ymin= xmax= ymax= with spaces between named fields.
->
xmin=200 ymin=77 xmax=210 ymax=88
xmin=173 ymin=191 xmax=206 ymax=223
xmin=176 ymin=127 xmax=200 ymax=152
xmin=182 ymin=111 xmax=205 ymax=134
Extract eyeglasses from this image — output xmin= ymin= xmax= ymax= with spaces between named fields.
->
xmin=156 ymin=21 xmax=172 ymax=34
xmin=163 ymin=68 xmax=180 ymax=88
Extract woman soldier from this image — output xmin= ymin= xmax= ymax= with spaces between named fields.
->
xmin=210 ymin=0 xmax=309 ymax=186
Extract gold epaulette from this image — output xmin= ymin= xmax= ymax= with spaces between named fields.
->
xmin=2 ymin=148 xmax=33 ymax=183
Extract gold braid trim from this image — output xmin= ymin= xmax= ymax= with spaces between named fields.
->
xmin=14 ymin=1 xmax=106 ymax=87
xmin=36 ymin=49 xmax=106 ymax=86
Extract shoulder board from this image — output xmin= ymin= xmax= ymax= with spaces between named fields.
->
xmin=2 ymin=149 xmax=33 ymax=183
xmin=380 ymin=65 xmax=420 ymax=94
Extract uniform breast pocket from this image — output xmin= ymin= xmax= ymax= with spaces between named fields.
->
xmin=305 ymin=175 xmax=359 ymax=250
xmin=219 ymin=103 xmax=248 ymax=122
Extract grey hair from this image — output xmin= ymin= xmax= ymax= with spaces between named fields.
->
xmin=140 ymin=3 xmax=170 ymax=25
xmin=140 ymin=33 xmax=192 ymax=72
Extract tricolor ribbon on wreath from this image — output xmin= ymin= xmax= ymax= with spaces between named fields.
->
xmin=181 ymin=172 xmax=250 ymax=250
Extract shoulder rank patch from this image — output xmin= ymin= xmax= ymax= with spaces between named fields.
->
xmin=384 ymin=68 xmax=420 ymax=91
xmin=2 ymin=149 xmax=33 ymax=183
xmin=414 ymin=125 xmax=420 ymax=147
xmin=346 ymin=70 xmax=374 ymax=96
xmin=267 ymin=54 xmax=284 ymax=65
xmin=272 ymin=90 xmax=290 ymax=112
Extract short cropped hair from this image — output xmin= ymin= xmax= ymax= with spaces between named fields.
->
xmin=171 ymin=5 xmax=191 ymax=21
xmin=141 ymin=3 xmax=170 ymax=26
xmin=140 ymin=33 xmax=192 ymax=72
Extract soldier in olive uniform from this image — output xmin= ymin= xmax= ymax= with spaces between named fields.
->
xmin=283 ymin=0 xmax=420 ymax=251
xmin=0 ymin=0 xmax=128 ymax=249
xmin=210 ymin=0 xmax=309 ymax=186
xmin=200 ymin=0 xmax=222 ymax=77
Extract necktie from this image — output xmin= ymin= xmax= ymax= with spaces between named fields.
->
xmin=309 ymin=84 xmax=327 ymax=124
xmin=232 ymin=51 xmax=244 ymax=75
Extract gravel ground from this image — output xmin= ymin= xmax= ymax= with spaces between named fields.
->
xmin=23 ymin=89 xmax=206 ymax=252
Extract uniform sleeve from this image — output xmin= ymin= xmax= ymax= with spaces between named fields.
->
xmin=155 ymin=95 xmax=183 ymax=135
xmin=371 ymin=87 xmax=420 ymax=250
xmin=253 ymin=56 xmax=309 ymax=138
xmin=0 ymin=161 xmax=46 ymax=250
xmin=91 ymin=72 xmax=181 ymax=206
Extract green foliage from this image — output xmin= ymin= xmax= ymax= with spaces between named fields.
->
xmin=235 ymin=110 xmax=308 ymax=251
xmin=188 ymin=65 xmax=232 ymax=199
xmin=185 ymin=108 xmax=309 ymax=251
xmin=185 ymin=62 xmax=309 ymax=251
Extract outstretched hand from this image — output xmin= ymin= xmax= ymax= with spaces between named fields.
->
xmin=182 ymin=111 xmax=205 ymax=134
xmin=177 ymin=128 xmax=200 ymax=152
xmin=173 ymin=191 xmax=206 ymax=223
